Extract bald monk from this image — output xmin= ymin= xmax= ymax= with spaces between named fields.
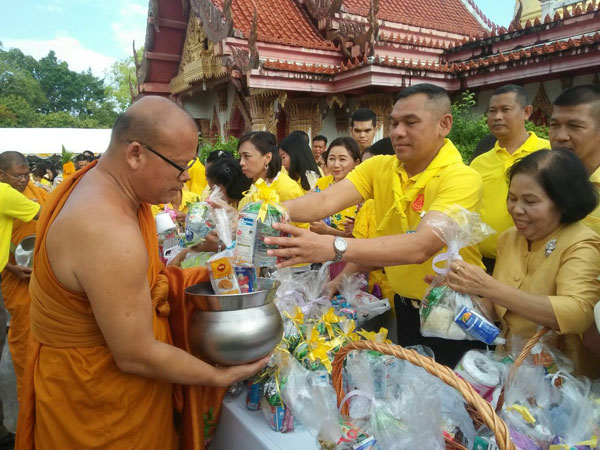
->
xmin=0 ymin=151 xmax=48 ymax=400
xmin=16 ymin=97 xmax=267 ymax=450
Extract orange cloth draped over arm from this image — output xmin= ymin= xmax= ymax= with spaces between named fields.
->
xmin=16 ymin=162 xmax=178 ymax=450
xmin=0 ymin=182 xmax=48 ymax=400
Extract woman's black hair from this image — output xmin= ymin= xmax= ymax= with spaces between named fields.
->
xmin=205 ymin=150 xmax=233 ymax=165
xmin=323 ymin=137 xmax=361 ymax=166
xmin=33 ymin=161 xmax=57 ymax=180
xmin=206 ymin=158 xmax=252 ymax=201
xmin=279 ymin=133 xmax=320 ymax=191
xmin=237 ymin=131 xmax=281 ymax=180
xmin=363 ymin=137 xmax=394 ymax=160
xmin=508 ymin=148 xmax=598 ymax=224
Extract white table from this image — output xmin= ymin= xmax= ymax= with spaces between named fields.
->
xmin=210 ymin=388 xmax=319 ymax=450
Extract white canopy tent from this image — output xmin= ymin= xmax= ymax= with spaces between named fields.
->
xmin=0 ymin=128 xmax=112 ymax=155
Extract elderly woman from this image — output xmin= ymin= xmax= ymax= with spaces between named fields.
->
xmin=447 ymin=149 xmax=600 ymax=377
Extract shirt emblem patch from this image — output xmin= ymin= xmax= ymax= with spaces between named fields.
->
xmin=411 ymin=193 xmax=424 ymax=212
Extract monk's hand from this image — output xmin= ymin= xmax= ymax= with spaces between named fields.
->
xmin=219 ymin=355 xmax=271 ymax=386
xmin=265 ymin=223 xmax=335 ymax=268
xmin=167 ymin=248 xmax=190 ymax=268
xmin=446 ymin=261 xmax=491 ymax=297
xmin=6 ymin=263 xmax=32 ymax=280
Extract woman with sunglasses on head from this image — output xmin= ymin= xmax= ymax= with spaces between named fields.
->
xmin=278 ymin=133 xmax=321 ymax=193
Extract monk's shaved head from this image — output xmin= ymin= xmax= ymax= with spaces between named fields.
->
xmin=0 ymin=151 xmax=29 ymax=171
xmin=109 ymin=96 xmax=198 ymax=152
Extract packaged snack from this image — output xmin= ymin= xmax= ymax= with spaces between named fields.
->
xmin=419 ymin=206 xmax=495 ymax=342
xmin=235 ymin=180 xmax=288 ymax=267
xmin=454 ymin=306 xmax=501 ymax=345
xmin=235 ymin=266 xmax=257 ymax=293
xmin=246 ymin=380 xmax=263 ymax=410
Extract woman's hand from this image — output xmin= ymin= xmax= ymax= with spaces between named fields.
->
xmin=266 ymin=223 xmax=335 ymax=268
xmin=446 ymin=261 xmax=494 ymax=298
xmin=167 ymin=248 xmax=190 ymax=268
xmin=310 ymin=220 xmax=333 ymax=235
xmin=190 ymin=231 xmax=219 ymax=253
xmin=342 ymin=218 xmax=355 ymax=236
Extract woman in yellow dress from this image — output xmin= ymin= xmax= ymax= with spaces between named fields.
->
xmin=278 ymin=133 xmax=321 ymax=193
xmin=447 ymin=149 xmax=600 ymax=378
xmin=310 ymin=137 xmax=362 ymax=237
xmin=238 ymin=131 xmax=306 ymax=211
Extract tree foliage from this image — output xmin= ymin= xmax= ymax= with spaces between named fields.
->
xmin=0 ymin=43 xmax=120 ymax=128
xmin=105 ymin=49 xmax=143 ymax=112
xmin=198 ymin=136 xmax=240 ymax=162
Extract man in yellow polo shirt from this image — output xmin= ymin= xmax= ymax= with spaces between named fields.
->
xmin=267 ymin=84 xmax=486 ymax=367
xmin=550 ymin=84 xmax=600 ymax=234
xmin=471 ymin=85 xmax=549 ymax=270
xmin=0 ymin=153 xmax=41 ymax=448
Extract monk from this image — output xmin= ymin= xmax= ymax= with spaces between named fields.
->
xmin=16 ymin=96 xmax=267 ymax=450
xmin=0 ymin=151 xmax=48 ymax=400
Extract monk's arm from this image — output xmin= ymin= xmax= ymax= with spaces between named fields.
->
xmin=266 ymin=210 xmax=447 ymax=268
xmin=282 ymin=179 xmax=363 ymax=223
xmin=75 ymin=221 xmax=264 ymax=386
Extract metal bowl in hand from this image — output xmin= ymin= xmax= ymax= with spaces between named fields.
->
xmin=15 ymin=235 xmax=35 ymax=268
xmin=185 ymin=278 xmax=280 ymax=311
xmin=189 ymin=302 xmax=283 ymax=365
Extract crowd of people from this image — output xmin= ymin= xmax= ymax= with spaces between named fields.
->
xmin=0 ymin=82 xmax=599 ymax=448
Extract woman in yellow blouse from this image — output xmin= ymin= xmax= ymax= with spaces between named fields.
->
xmin=278 ymin=133 xmax=321 ymax=193
xmin=447 ymin=149 xmax=600 ymax=377
xmin=237 ymin=131 xmax=306 ymax=215
xmin=150 ymin=189 xmax=201 ymax=220
xmin=311 ymin=137 xmax=362 ymax=237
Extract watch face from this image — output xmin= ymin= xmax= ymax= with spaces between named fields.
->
xmin=334 ymin=237 xmax=347 ymax=252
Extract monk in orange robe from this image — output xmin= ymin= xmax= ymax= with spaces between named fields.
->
xmin=16 ymin=97 xmax=266 ymax=450
xmin=0 ymin=151 xmax=48 ymax=401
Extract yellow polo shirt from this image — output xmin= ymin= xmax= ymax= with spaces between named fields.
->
xmin=151 ymin=190 xmax=202 ymax=216
xmin=0 ymin=182 xmax=40 ymax=271
xmin=185 ymin=158 xmax=207 ymax=195
xmin=346 ymin=139 xmax=484 ymax=300
xmin=583 ymin=166 xmax=600 ymax=235
xmin=314 ymin=175 xmax=360 ymax=231
xmin=471 ymin=132 xmax=549 ymax=258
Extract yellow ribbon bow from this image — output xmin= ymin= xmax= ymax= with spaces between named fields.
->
xmin=245 ymin=178 xmax=283 ymax=222
xmin=549 ymin=435 xmax=597 ymax=450
xmin=357 ymin=327 xmax=390 ymax=343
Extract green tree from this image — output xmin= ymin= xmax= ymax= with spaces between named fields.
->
xmin=105 ymin=49 xmax=143 ymax=112
xmin=198 ymin=136 xmax=239 ymax=162
xmin=0 ymin=94 xmax=39 ymax=127
xmin=448 ymin=91 xmax=489 ymax=162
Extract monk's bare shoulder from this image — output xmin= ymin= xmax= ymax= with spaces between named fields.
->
xmin=46 ymin=171 xmax=149 ymax=292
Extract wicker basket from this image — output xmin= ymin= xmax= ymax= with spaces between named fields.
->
xmin=331 ymin=340 xmax=516 ymax=450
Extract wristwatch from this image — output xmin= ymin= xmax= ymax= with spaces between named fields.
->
xmin=332 ymin=237 xmax=348 ymax=263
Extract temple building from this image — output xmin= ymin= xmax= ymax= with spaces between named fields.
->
xmin=137 ymin=0 xmax=600 ymax=141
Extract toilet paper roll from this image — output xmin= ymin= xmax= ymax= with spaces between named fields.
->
xmin=455 ymin=350 xmax=501 ymax=400
xmin=155 ymin=212 xmax=176 ymax=234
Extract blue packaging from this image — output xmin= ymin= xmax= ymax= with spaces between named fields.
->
xmin=454 ymin=306 xmax=501 ymax=345
xmin=235 ymin=266 xmax=257 ymax=293
xmin=246 ymin=381 xmax=263 ymax=410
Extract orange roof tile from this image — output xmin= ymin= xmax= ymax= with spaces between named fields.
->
xmin=341 ymin=0 xmax=488 ymax=37
xmin=211 ymin=0 xmax=336 ymax=50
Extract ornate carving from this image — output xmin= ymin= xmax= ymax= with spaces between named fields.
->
xmin=151 ymin=0 xmax=160 ymax=32
xmin=248 ymin=8 xmax=260 ymax=70
xmin=531 ymin=82 xmax=552 ymax=126
xmin=285 ymin=97 xmax=322 ymax=135
xmin=326 ymin=0 xmax=379 ymax=58
xmin=356 ymin=0 xmax=379 ymax=58
xmin=334 ymin=104 xmax=350 ymax=134
xmin=328 ymin=20 xmax=365 ymax=58
xmin=512 ymin=0 xmax=523 ymax=27
xmin=304 ymin=0 xmax=343 ymax=20
xmin=190 ymin=0 xmax=233 ymax=43
xmin=247 ymin=94 xmax=278 ymax=133
xmin=211 ymin=105 xmax=222 ymax=140
xmin=326 ymin=94 xmax=346 ymax=110
xmin=223 ymin=0 xmax=234 ymax=37
xmin=216 ymin=85 xmax=228 ymax=111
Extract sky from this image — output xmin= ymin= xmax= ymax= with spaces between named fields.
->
xmin=0 ymin=1 xmax=516 ymax=79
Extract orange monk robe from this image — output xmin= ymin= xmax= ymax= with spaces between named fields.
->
xmin=16 ymin=162 xmax=225 ymax=450
xmin=0 ymin=181 xmax=48 ymax=400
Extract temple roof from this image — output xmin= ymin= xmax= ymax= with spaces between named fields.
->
xmin=342 ymin=0 xmax=490 ymax=36
xmin=211 ymin=0 xmax=336 ymax=50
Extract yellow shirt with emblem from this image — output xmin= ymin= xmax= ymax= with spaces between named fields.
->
xmin=346 ymin=139 xmax=484 ymax=300
xmin=493 ymin=223 xmax=600 ymax=378
xmin=151 ymin=190 xmax=202 ymax=216
xmin=471 ymin=132 xmax=549 ymax=258
xmin=185 ymin=158 xmax=207 ymax=195
xmin=583 ymin=166 xmax=600 ymax=235
xmin=0 ymin=182 xmax=40 ymax=271
xmin=314 ymin=175 xmax=360 ymax=231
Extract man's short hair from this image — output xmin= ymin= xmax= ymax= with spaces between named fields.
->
xmin=553 ymin=85 xmax=600 ymax=125
xmin=395 ymin=83 xmax=451 ymax=116
xmin=75 ymin=154 xmax=89 ymax=163
xmin=491 ymin=84 xmax=530 ymax=108
xmin=350 ymin=108 xmax=376 ymax=127
xmin=312 ymin=135 xmax=327 ymax=145
xmin=0 ymin=151 xmax=28 ymax=171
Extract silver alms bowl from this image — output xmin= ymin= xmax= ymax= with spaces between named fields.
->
xmin=185 ymin=277 xmax=280 ymax=311
xmin=189 ymin=302 xmax=283 ymax=365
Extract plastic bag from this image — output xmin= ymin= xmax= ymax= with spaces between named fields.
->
xmin=273 ymin=264 xmax=332 ymax=319
xmin=419 ymin=206 xmax=499 ymax=343
xmin=234 ymin=179 xmax=288 ymax=267
xmin=338 ymin=274 xmax=391 ymax=325
xmin=206 ymin=189 xmax=240 ymax=295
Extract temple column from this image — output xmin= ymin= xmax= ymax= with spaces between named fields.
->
xmin=246 ymin=94 xmax=278 ymax=133
xmin=357 ymin=93 xmax=394 ymax=136
xmin=284 ymin=97 xmax=322 ymax=138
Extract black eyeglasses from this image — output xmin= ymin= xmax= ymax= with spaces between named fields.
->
xmin=132 ymin=141 xmax=196 ymax=177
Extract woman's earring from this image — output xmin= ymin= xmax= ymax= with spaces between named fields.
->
xmin=264 ymin=163 xmax=269 ymax=170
